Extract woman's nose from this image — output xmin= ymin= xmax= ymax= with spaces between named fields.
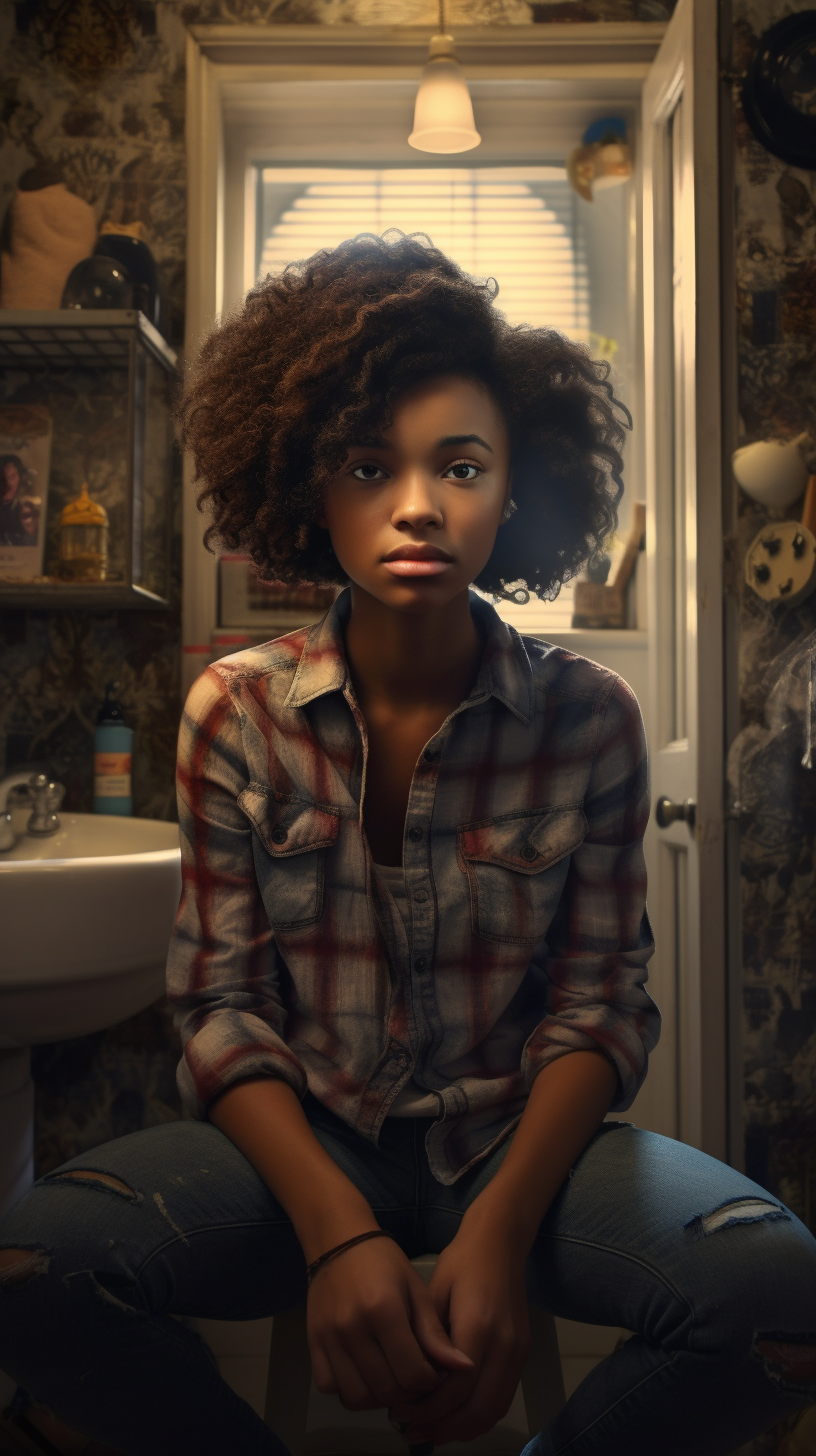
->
xmin=391 ymin=472 xmax=443 ymax=527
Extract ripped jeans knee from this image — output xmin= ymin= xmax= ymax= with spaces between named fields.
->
xmin=684 ymin=1194 xmax=791 ymax=1237
xmin=680 ymin=1192 xmax=816 ymax=1405
xmin=0 ymin=1246 xmax=50 ymax=1285
xmin=751 ymin=1333 xmax=816 ymax=1400
xmin=42 ymin=1168 xmax=141 ymax=1200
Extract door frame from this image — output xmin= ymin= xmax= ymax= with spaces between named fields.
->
xmin=642 ymin=0 xmax=728 ymax=1162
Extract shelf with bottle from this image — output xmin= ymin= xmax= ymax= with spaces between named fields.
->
xmin=0 ymin=310 xmax=178 ymax=609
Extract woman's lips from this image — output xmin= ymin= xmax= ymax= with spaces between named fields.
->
xmin=382 ymin=558 xmax=452 ymax=576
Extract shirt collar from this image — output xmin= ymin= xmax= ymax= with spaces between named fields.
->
xmin=284 ymin=586 xmax=534 ymax=725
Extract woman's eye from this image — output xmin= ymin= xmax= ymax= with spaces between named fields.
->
xmin=352 ymin=463 xmax=387 ymax=481
xmin=446 ymin=462 xmax=481 ymax=481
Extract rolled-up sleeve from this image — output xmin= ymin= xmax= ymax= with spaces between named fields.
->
xmin=521 ymin=676 xmax=659 ymax=1109
xmin=166 ymin=667 xmax=307 ymax=1119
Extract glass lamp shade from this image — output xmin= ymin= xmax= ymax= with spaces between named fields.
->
xmin=409 ymin=36 xmax=480 ymax=155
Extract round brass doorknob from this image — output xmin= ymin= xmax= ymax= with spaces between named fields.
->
xmin=656 ymin=795 xmax=697 ymax=831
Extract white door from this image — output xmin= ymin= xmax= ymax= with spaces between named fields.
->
xmin=637 ymin=0 xmax=727 ymax=1159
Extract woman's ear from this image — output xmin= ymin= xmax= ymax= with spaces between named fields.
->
xmin=499 ymin=474 xmax=515 ymax=526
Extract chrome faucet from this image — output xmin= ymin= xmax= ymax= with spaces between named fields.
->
xmin=0 ymin=771 xmax=66 ymax=850
xmin=27 ymin=774 xmax=66 ymax=836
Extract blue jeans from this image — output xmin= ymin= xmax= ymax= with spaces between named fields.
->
xmin=1 ymin=1099 xmax=815 ymax=1456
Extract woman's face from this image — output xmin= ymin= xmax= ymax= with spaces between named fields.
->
xmin=2 ymin=463 xmax=20 ymax=501
xmin=20 ymin=503 xmax=37 ymax=538
xmin=320 ymin=375 xmax=511 ymax=615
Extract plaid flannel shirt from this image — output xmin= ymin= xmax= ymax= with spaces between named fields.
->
xmin=167 ymin=588 xmax=659 ymax=1185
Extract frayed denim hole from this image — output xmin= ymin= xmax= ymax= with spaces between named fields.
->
xmin=0 ymin=1247 xmax=51 ymax=1286
xmin=43 ymin=1169 xmax=141 ymax=1202
xmin=751 ymin=1331 xmax=816 ymax=1396
xmin=684 ymin=1196 xmax=790 ymax=1236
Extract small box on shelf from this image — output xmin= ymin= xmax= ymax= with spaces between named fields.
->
xmin=571 ymin=502 xmax=646 ymax=630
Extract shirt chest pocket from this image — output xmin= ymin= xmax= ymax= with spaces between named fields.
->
xmin=238 ymin=785 xmax=340 ymax=931
xmin=458 ymin=805 xmax=587 ymax=946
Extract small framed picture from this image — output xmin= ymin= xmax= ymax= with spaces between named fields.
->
xmin=0 ymin=403 xmax=52 ymax=581
xmin=219 ymin=554 xmax=338 ymax=631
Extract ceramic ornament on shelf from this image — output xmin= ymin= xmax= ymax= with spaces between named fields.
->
xmin=744 ymin=476 xmax=816 ymax=609
xmin=732 ymin=432 xmax=810 ymax=510
xmin=0 ymin=164 xmax=96 ymax=311
xmin=567 ymin=118 xmax=633 ymax=203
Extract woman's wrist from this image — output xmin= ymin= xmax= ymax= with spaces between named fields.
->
xmin=293 ymin=1188 xmax=382 ymax=1265
xmin=208 ymin=1076 xmax=380 ymax=1264
xmin=457 ymin=1184 xmax=544 ymax=1261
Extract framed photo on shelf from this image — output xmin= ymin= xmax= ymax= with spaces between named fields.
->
xmin=0 ymin=403 xmax=52 ymax=581
xmin=219 ymin=554 xmax=338 ymax=632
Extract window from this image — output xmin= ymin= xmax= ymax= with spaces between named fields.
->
xmin=257 ymin=166 xmax=589 ymax=338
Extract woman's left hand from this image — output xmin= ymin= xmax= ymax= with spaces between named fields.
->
xmin=388 ymin=1224 xmax=531 ymax=1445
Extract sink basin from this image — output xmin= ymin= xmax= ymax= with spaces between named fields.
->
xmin=0 ymin=813 xmax=182 ymax=1044
xmin=0 ymin=812 xmax=182 ymax=1214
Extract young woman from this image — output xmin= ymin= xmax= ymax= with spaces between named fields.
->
xmin=0 ymin=453 xmax=26 ymax=545
xmin=1 ymin=233 xmax=815 ymax=1456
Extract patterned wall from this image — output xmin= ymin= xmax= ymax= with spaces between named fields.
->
xmin=5 ymin=0 xmax=814 ymax=1261
xmin=728 ymin=0 xmax=816 ymax=1238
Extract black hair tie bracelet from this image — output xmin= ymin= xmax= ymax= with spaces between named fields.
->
xmin=306 ymin=1228 xmax=394 ymax=1287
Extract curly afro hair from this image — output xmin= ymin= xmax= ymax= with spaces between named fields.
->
xmin=179 ymin=230 xmax=630 ymax=601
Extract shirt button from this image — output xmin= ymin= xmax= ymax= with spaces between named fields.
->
xmin=414 ymin=889 xmax=428 ymax=903
xmin=409 ymin=826 xmax=423 ymax=842
xmin=272 ymin=828 xmax=288 ymax=844
xmin=522 ymin=844 xmax=538 ymax=861
xmin=414 ymin=957 xmax=426 ymax=972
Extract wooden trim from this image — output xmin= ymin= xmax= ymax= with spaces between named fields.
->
xmin=183 ymin=33 xmax=221 ymax=694
xmin=191 ymin=23 xmax=665 ymax=70
xmin=642 ymin=0 xmax=726 ymax=1161
xmin=688 ymin=0 xmax=726 ymax=1166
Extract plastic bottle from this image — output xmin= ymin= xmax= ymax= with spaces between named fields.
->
xmin=93 ymin=682 xmax=133 ymax=816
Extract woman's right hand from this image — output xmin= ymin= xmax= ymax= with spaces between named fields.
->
xmin=307 ymin=1235 xmax=474 ymax=1411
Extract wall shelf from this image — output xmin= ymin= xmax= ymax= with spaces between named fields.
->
xmin=0 ymin=310 xmax=176 ymax=372
xmin=0 ymin=310 xmax=178 ymax=610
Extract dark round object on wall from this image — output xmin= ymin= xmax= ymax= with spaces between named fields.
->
xmin=742 ymin=11 xmax=816 ymax=170
xmin=61 ymin=255 xmax=134 ymax=310
xmin=93 ymin=234 xmax=161 ymax=331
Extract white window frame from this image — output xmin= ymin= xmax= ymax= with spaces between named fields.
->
xmin=183 ymin=22 xmax=664 ymax=691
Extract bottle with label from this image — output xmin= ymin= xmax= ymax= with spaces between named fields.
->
xmin=93 ymin=683 xmax=133 ymax=816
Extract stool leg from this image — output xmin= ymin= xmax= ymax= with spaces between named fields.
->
xmin=521 ymin=1306 xmax=566 ymax=1437
xmin=264 ymin=1304 xmax=311 ymax=1456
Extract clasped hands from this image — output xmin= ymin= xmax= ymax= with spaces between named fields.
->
xmin=306 ymin=1224 xmax=531 ymax=1446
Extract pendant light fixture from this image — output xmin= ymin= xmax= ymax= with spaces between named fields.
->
xmin=408 ymin=0 xmax=481 ymax=155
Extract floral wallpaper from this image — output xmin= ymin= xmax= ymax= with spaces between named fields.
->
xmin=4 ymin=0 xmax=815 ymax=1280
xmin=727 ymin=0 xmax=816 ymax=1240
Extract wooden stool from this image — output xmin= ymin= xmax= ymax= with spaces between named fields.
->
xmin=264 ymin=1253 xmax=565 ymax=1456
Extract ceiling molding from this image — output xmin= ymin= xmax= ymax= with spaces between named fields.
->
xmin=190 ymin=23 xmax=666 ymax=71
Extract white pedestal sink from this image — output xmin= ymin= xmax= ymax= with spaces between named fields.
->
xmin=0 ymin=814 xmax=182 ymax=1217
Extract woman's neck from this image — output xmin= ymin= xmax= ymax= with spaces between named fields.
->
xmin=343 ymin=583 xmax=483 ymax=714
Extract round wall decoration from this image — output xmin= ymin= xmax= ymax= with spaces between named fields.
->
xmin=742 ymin=11 xmax=816 ymax=170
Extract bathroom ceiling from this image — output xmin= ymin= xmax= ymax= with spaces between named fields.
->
xmin=222 ymin=78 xmax=640 ymax=164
